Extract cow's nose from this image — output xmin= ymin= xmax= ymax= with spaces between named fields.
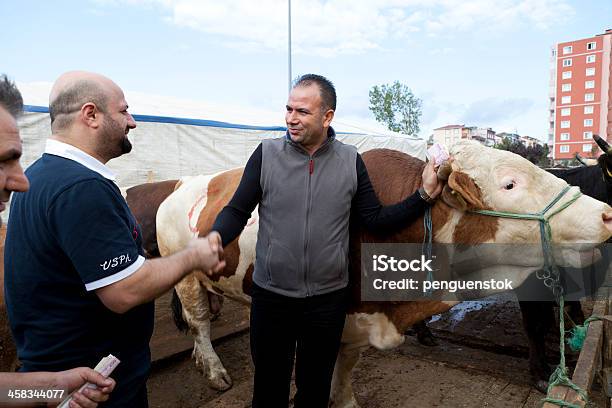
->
xmin=603 ymin=211 xmax=612 ymax=234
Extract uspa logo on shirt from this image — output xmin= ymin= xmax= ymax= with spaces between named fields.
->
xmin=100 ymin=253 xmax=132 ymax=271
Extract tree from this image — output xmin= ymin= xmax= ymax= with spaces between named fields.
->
xmin=369 ymin=81 xmax=422 ymax=136
xmin=494 ymin=137 xmax=550 ymax=166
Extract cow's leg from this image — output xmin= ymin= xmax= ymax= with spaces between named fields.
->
xmin=207 ymin=291 xmax=224 ymax=322
xmin=411 ymin=319 xmax=438 ymax=347
xmin=519 ymin=300 xmax=553 ymax=393
xmin=329 ymin=342 xmax=366 ymax=408
xmin=175 ymin=274 xmax=232 ymax=390
xmin=565 ymin=300 xmax=585 ymax=327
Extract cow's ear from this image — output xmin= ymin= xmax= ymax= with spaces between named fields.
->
xmin=598 ymin=154 xmax=612 ymax=184
xmin=440 ymin=184 xmax=467 ymax=211
xmin=441 ymin=171 xmax=487 ymax=211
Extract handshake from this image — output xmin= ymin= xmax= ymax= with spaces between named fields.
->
xmin=186 ymin=231 xmax=226 ymax=276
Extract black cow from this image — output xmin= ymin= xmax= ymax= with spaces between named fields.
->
xmin=412 ymin=135 xmax=612 ymax=392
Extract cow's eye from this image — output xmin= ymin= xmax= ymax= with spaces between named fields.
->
xmin=504 ymin=182 xmax=515 ymax=190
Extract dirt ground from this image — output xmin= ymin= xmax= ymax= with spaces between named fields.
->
xmin=147 ymin=294 xmax=607 ymax=408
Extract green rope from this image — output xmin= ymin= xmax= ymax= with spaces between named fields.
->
xmin=422 ymin=206 xmax=434 ymax=296
xmin=567 ymin=316 xmax=604 ymax=352
xmin=540 ymin=296 xmax=590 ymax=407
xmin=469 ymin=185 xmax=594 ymax=407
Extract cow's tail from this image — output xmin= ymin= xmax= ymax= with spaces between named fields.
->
xmin=171 ymin=289 xmax=189 ymax=333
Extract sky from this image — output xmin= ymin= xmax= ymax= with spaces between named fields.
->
xmin=2 ymin=0 xmax=611 ymax=141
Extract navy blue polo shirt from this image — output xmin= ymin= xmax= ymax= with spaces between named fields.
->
xmin=5 ymin=144 xmax=153 ymax=406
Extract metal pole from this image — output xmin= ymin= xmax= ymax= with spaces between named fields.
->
xmin=288 ymin=0 xmax=292 ymax=93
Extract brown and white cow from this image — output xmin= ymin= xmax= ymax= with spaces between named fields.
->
xmin=125 ymin=179 xmax=225 ymax=318
xmin=156 ymin=141 xmax=612 ymax=406
xmin=125 ymin=179 xmax=179 ymax=258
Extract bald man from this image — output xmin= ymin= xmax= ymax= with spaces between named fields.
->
xmin=0 ymin=74 xmax=116 ymax=408
xmin=5 ymin=71 xmax=225 ymax=407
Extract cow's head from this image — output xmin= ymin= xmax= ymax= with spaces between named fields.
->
xmin=435 ymin=140 xmax=612 ymax=270
xmin=594 ymin=135 xmax=612 ymax=184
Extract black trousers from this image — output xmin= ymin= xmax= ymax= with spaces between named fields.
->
xmin=250 ymin=283 xmax=349 ymax=408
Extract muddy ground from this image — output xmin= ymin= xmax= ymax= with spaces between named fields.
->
xmin=147 ymin=293 xmax=607 ymax=408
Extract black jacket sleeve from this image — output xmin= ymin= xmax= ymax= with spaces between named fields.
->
xmin=212 ymin=144 xmax=263 ymax=246
xmin=352 ymin=153 xmax=428 ymax=232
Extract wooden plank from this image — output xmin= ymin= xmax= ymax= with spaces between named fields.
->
xmin=564 ymin=318 xmax=603 ymax=406
xmin=150 ymin=292 xmax=250 ymax=363
xmin=542 ymin=385 xmax=571 ymax=408
xmin=606 ymin=290 xmax=612 ymax=366
xmin=544 ymin=296 xmax=609 ymax=407
xmin=603 ymin=368 xmax=612 ymax=403
xmin=563 ymin=297 xmax=607 ymax=406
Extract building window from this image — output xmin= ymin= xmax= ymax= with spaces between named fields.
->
xmin=562 ymin=71 xmax=572 ymax=79
xmin=561 ymin=83 xmax=571 ymax=92
xmin=587 ymin=42 xmax=596 ymax=50
xmin=586 ymin=67 xmax=595 ymax=76
xmin=583 ymin=144 xmax=592 ymax=153
xmin=561 ymin=108 xmax=571 ymax=116
xmin=560 ymin=145 xmax=569 ymax=153
xmin=586 ymin=54 xmax=596 ymax=63
xmin=584 ymin=105 xmax=594 ymax=114
xmin=560 ymin=133 xmax=570 ymax=141
xmin=585 ymin=80 xmax=595 ymax=89
xmin=563 ymin=45 xmax=573 ymax=54
xmin=561 ymin=96 xmax=571 ymax=104
xmin=585 ymin=93 xmax=595 ymax=102
xmin=584 ymin=131 xmax=593 ymax=139
xmin=560 ymin=120 xmax=570 ymax=128
xmin=584 ymin=119 xmax=593 ymax=127
xmin=562 ymin=58 xmax=572 ymax=67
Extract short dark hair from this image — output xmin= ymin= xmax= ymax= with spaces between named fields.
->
xmin=50 ymin=79 xmax=108 ymax=131
xmin=0 ymin=74 xmax=24 ymax=118
xmin=293 ymin=74 xmax=336 ymax=112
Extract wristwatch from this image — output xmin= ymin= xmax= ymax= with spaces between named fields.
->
xmin=418 ymin=186 xmax=436 ymax=204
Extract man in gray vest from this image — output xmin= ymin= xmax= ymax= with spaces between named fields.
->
xmin=211 ymin=74 xmax=442 ymax=408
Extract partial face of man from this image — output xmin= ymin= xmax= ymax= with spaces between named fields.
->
xmin=0 ymin=106 xmax=29 ymax=224
xmin=99 ymin=88 xmax=136 ymax=159
xmin=285 ymin=84 xmax=332 ymax=151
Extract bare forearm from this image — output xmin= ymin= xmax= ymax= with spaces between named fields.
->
xmin=125 ymin=251 xmax=197 ymax=304
xmin=97 ymin=248 xmax=197 ymax=313
xmin=0 ymin=372 xmax=54 ymax=388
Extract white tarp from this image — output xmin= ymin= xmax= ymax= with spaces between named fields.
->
xmin=17 ymin=110 xmax=426 ymax=189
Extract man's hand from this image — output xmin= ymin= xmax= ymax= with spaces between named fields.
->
xmin=206 ymin=231 xmax=223 ymax=254
xmin=421 ymin=159 xmax=443 ymax=199
xmin=50 ymin=367 xmax=115 ymax=408
xmin=186 ymin=233 xmax=226 ymax=276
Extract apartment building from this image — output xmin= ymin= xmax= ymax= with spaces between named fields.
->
xmin=549 ymin=29 xmax=612 ymax=160
xmin=432 ymin=124 xmax=464 ymax=147
xmin=432 ymin=124 xmax=497 ymax=147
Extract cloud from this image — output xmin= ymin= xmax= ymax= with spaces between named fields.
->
xmin=420 ymin=0 xmax=575 ymax=33
xmin=421 ymin=96 xmax=542 ymax=138
xmin=461 ymin=97 xmax=534 ymax=124
xmin=93 ymin=0 xmax=574 ymax=56
xmin=428 ymin=47 xmax=454 ymax=55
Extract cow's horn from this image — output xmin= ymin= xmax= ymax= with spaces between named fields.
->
xmin=594 ymin=134 xmax=612 ymax=154
xmin=574 ymin=153 xmax=588 ymax=167
xmin=437 ymin=160 xmax=452 ymax=181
